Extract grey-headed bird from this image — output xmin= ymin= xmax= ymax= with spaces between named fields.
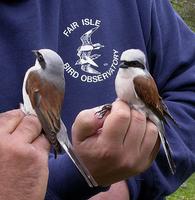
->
xmin=97 ymin=49 xmax=176 ymax=174
xmin=21 ymin=49 xmax=97 ymax=187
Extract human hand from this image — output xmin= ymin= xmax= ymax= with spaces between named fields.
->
xmin=88 ymin=180 xmax=130 ymax=200
xmin=0 ymin=109 xmax=50 ymax=200
xmin=72 ymin=100 xmax=160 ymax=186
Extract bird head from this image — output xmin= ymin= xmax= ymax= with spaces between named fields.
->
xmin=119 ymin=49 xmax=146 ymax=70
xmin=32 ymin=49 xmax=64 ymax=74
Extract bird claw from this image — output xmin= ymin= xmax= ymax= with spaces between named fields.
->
xmin=95 ymin=104 xmax=112 ymax=119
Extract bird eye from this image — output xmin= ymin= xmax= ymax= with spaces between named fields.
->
xmin=36 ymin=52 xmax=46 ymax=69
xmin=123 ymin=61 xmax=144 ymax=69
xmin=37 ymin=53 xmax=44 ymax=62
xmin=131 ymin=61 xmax=138 ymax=66
xmin=124 ymin=61 xmax=137 ymax=66
xmin=124 ymin=61 xmax=130 ymax=66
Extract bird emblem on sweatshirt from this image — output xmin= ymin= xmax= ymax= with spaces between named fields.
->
xmin=75 ymin=26 xmax=104 ymax=74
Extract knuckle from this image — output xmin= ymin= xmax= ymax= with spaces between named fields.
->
xmin=23 ymin=115 xmax=41 ymax=132
xmin=95 ymin=145 xmax=117 ymax=161
xmin=10 ymin=144 xmax=40 ymax=164
xmin=77 ymin=110 xmax=89 ymax=120
xmin=115 ymin=109 xmax=130 ymax=122
xmin=75 ymin=110 xmax=94 ymax=129
xmin=121 ymin=153 xmax=143 ymax=174
xmin=147 ymin=122 xmax=158 ymax=134
xmin=19 ymin=125 xmax=34 ymax=136
xmin=25 ymin=115 xmax=40 ymax=125
xmin=131 ymin=110 xmax=146 ymax=124
xmin=120 ymin=153 xmax=135 ymax=169
xmin=99 ymin=147 xmax=113 ymax=159
xmin=27 ymin=147 xmax=41 ymax=162
xmin=8 ymin=142 xmax=28 ymax=159
xmin=122 ymin=158 xmax=137 ymax=174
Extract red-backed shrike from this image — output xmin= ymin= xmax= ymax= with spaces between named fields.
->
xmin=21 ymin=49 xmax=97 ymax=187
xmin=98 ymin=49 xmax=177 ymax=174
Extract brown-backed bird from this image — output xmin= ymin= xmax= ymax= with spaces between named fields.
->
xmin=98 ymin=49 xmax=176 ymax=174
xmin=21 ymin=49 xmax=97 ymax=187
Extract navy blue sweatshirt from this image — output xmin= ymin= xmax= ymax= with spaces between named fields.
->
xmin=0 ymin=0 xmax=195 ymax=199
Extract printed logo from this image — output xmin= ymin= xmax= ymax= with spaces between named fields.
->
xmin=63 ymin=18 xmax=120 ymax=83
xmin=75 ymin=26 xmax=104 ymax=75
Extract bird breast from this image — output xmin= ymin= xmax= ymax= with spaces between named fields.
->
xmin=115 ymin=68 xmax=145 ymax=105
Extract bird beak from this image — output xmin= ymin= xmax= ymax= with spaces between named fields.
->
xmin=119 ymin=61 xmax=128 ymax=69
xmin=32 ymin=50 xmax=38 ymax=57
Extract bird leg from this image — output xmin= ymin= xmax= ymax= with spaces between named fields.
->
xmin=95 ymin=104 xmax=112 ymax=119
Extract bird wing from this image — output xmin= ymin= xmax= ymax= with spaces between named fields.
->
xmin=26 ymin=71 xmax=99 ymax=186
xmin=133 ymin=75 xmax=165 ymax=121
xmin=133 ymin=75 xmax=176 ymax=174
xmin=26 ymin=71 xmax=64 ymax=157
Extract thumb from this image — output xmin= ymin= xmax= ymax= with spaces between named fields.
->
xmin=72 ymin=106 xmax=108 ymax=142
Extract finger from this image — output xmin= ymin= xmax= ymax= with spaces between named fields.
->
xmin=72 ymin=107 xmax=106 ymax=142
xmin=124 ymin=109 xmax=146 ymax=150
xmin=0 ymin=109 xmax=25 ymax=134
xmin=100 ymin=100 xmax=131 ymax=143
xmin=143 ymin=136 xmax=160 ymax=170
xmin=32 ymin=134 xmax=51 ymax=153
xmin=12 ymin=115 xmax=42 ymax=143
xmin=140 ymin=121 xmax=159 ymax=156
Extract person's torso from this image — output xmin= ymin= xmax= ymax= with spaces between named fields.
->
xmin=0 ymin=0 xmax=152 ymax=132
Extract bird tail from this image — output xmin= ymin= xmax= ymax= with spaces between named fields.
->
xmin=163 ymin=109 xmax=179 ymax=128
xmin=161 ymin=99 xmax=179 ymax=127
xmin=52 ymin=137 xmax=61 ymax=159
xmin=56 ymin=120 xmax=98 ymax=187
xmin=158 ymin=121 xmax=176 ymax=174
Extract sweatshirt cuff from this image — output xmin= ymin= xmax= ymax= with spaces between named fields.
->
xmin=127 ymin=176 xmax=141 ymax=200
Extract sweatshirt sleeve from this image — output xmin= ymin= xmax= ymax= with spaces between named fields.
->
xmin=45 ymin=154 xmax=109 ymax=200
xmin=128 ymin=0 xmax=195 ymax=199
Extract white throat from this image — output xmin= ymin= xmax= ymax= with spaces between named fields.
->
xmin=115 ymin=67 xmax=145 ymax=104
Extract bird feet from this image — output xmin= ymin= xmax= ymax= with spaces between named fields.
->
xmin=95 ymin=104 xmax=112 ymax=119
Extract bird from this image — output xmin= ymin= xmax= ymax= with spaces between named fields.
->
xmin=97 ymin=49 xmax=177 ymax=174
xmin=20 ymin=49 xmax=98 ymax=187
